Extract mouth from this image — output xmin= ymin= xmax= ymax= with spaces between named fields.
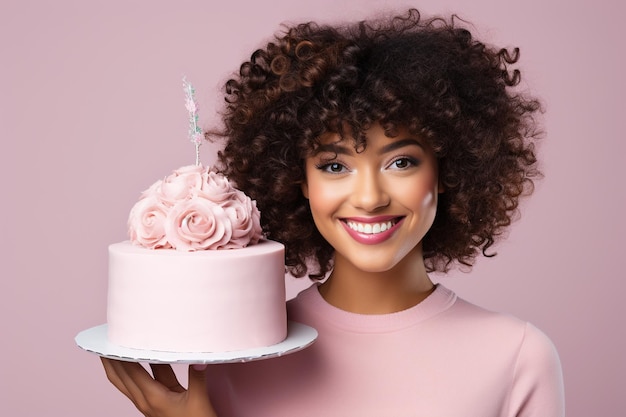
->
xmin=344 ymin=218 xmax=399 ymax=235
xmin=339 ymin=216 xmax=404 ymax=245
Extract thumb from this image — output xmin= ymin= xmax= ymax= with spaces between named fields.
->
xmin=188 ymin=364 xmax=209 ymax=396
xmin=187 ymin=364 xmax=218 ymax=416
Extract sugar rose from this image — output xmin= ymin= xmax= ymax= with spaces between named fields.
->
xmin=128 ymin=195 xmax=170 ymax=249
xmin=159 ymin=165 xmax=204 ymax=204
xmin=128 ymin=164 xmax=263 ymax=250
xmin=222 ymin=189 xmax=263 ymax=248
xmin=199 ymin=169 xmax=235 ymax=203
xmin=164 ymin=198 xmax=233 ymax=251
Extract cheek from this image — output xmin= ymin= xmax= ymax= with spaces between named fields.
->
xmin=419 ymin=190 xmax=435 ymax=209
xmin=397 ymin=175 xmax=439 ymax=211
xmin=307 ymin=183 xmax=338 ymax=216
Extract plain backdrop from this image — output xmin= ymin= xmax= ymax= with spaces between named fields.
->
xmin=2 ymin=0 xmax=624 ymax=416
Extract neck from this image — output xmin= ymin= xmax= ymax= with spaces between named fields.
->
xmin=319 ymin=247 xmax=434 ymax=314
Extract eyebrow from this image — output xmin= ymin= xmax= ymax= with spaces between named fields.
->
xmin=379 ymin=138 xmax=424 ymax=154
xmin=314 ymin=138 xmax=424 ymax=156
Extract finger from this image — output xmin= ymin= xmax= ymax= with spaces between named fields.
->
xmin=102 ymin=358 xmax=155 ymax=413
xmin=150 ymin=364 xmax=185 ymax=393
xmin=103 ymin=359 xmax=187 ymax=416
xmin=122 ymin=360 xmax=164 ymax=395
xmin=187 ymin=364 xmax=212 ymax=404
xmin=110 ymin=360 xmax=158 ymax=412
xmin=101 ymin=357 xmax=131 ymax=398
xmin=188 ymin=364 xmax=216 ymax=415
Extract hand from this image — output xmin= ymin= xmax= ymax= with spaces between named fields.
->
xmin=101 ymin=358 xmax=217 ymax=417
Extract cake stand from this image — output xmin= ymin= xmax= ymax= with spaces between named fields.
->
xmin=75 ymin=321 xmax=317 ymax=364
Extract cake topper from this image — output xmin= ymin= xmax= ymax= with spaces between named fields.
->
xmin=183 ymin=77 xmax=203 ymax=166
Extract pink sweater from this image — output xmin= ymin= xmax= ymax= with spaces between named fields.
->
xmin=206 ymin=284 xmax=564 ymax=416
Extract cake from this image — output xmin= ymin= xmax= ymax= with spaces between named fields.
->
xmin=106 ymin=164 xmax=287 ymax=353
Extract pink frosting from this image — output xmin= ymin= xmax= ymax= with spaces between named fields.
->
xmin=128 ymin=165 xmax=262 ymax=251
xmin=128 ymin=195 xmax=171 ymax=250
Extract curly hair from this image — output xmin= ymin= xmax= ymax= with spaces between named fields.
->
xmin=212 ymin=8 xmax=542 ymax=278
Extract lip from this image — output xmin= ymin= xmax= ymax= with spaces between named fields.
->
xmin=340 ymin=216 xmax=405 ymax=245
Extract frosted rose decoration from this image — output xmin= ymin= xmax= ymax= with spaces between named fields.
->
xmin=222 ymin=189 xmax=262 ymax=247
xmin=128 ymin=165 xmax=263 ymax=251
xmin=158 ymin=165 xmax=205 ymax=204
xmin=201 ymin=170 xmax=237 ymax=203
xmin=165 ymin=199 xmax=232 ymax=251
xmin=128 ymin=195 xmax=170 ymax=249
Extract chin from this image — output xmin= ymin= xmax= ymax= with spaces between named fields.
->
xmin=347 ymin=259 xmax=403 ymax=274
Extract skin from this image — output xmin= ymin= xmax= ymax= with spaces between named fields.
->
xmin=101 ymin=123 xmax=442 ymax=415
xmin=100 ymin=359 xmax=216 ymax=417
xmin=302 ymin=123 xmax=441 ymax=314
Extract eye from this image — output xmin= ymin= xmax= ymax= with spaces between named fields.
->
xmin=389 ymin=157 xmax=418 ymax=170
xmin=317 ymin=162 xmax=347 ymax=173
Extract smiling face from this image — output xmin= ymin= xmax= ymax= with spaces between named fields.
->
xmin=302 ymin=123 xmax=441 ymax=274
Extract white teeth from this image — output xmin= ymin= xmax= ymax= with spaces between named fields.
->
xmin=347 ymin=220 xmax=395 ymax=234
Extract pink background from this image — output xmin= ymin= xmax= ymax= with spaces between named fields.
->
xmin=2 ymin=0 xmax=623 ymax=415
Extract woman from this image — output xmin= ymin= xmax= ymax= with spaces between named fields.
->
xmin=101 ymin=9 xmax=564 ymax=416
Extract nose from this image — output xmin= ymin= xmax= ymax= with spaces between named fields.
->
xmin=350 ymin=168 xmax=390 ymax=212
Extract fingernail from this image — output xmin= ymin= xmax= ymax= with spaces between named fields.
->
xmin=192 ymin=364 xmax=208 ymax=371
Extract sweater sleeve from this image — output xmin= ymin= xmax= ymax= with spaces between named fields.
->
xmin=508 ymin=322 xmax=565 ymax=417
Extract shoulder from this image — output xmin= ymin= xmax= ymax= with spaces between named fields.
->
xmin=444 ymin=296 xmax=560 ymax=362
xmin=286 ymin=283 xmax=331 ymax=327
xmin=443 ymin=294 xmax=532 ymax=332
xmin=516 ymin=321 xmax=562 ymax=371
xmin=448 ymin=295 xmax=565 ymax=416
xmin=287 ymin=283 xmax=318 ymax=310
xmin=503 ymin=320 xmax=565 ymax=416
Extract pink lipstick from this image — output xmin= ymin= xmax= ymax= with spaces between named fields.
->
xmin=340 ymin=216 xmax=404 ymax=245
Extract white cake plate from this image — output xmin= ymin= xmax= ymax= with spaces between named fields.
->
xmin=75 ymin=321 xmax=317 ymax=364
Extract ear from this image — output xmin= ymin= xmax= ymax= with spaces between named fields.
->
xmin=301 ymin=181 xmax=309 ymax=199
